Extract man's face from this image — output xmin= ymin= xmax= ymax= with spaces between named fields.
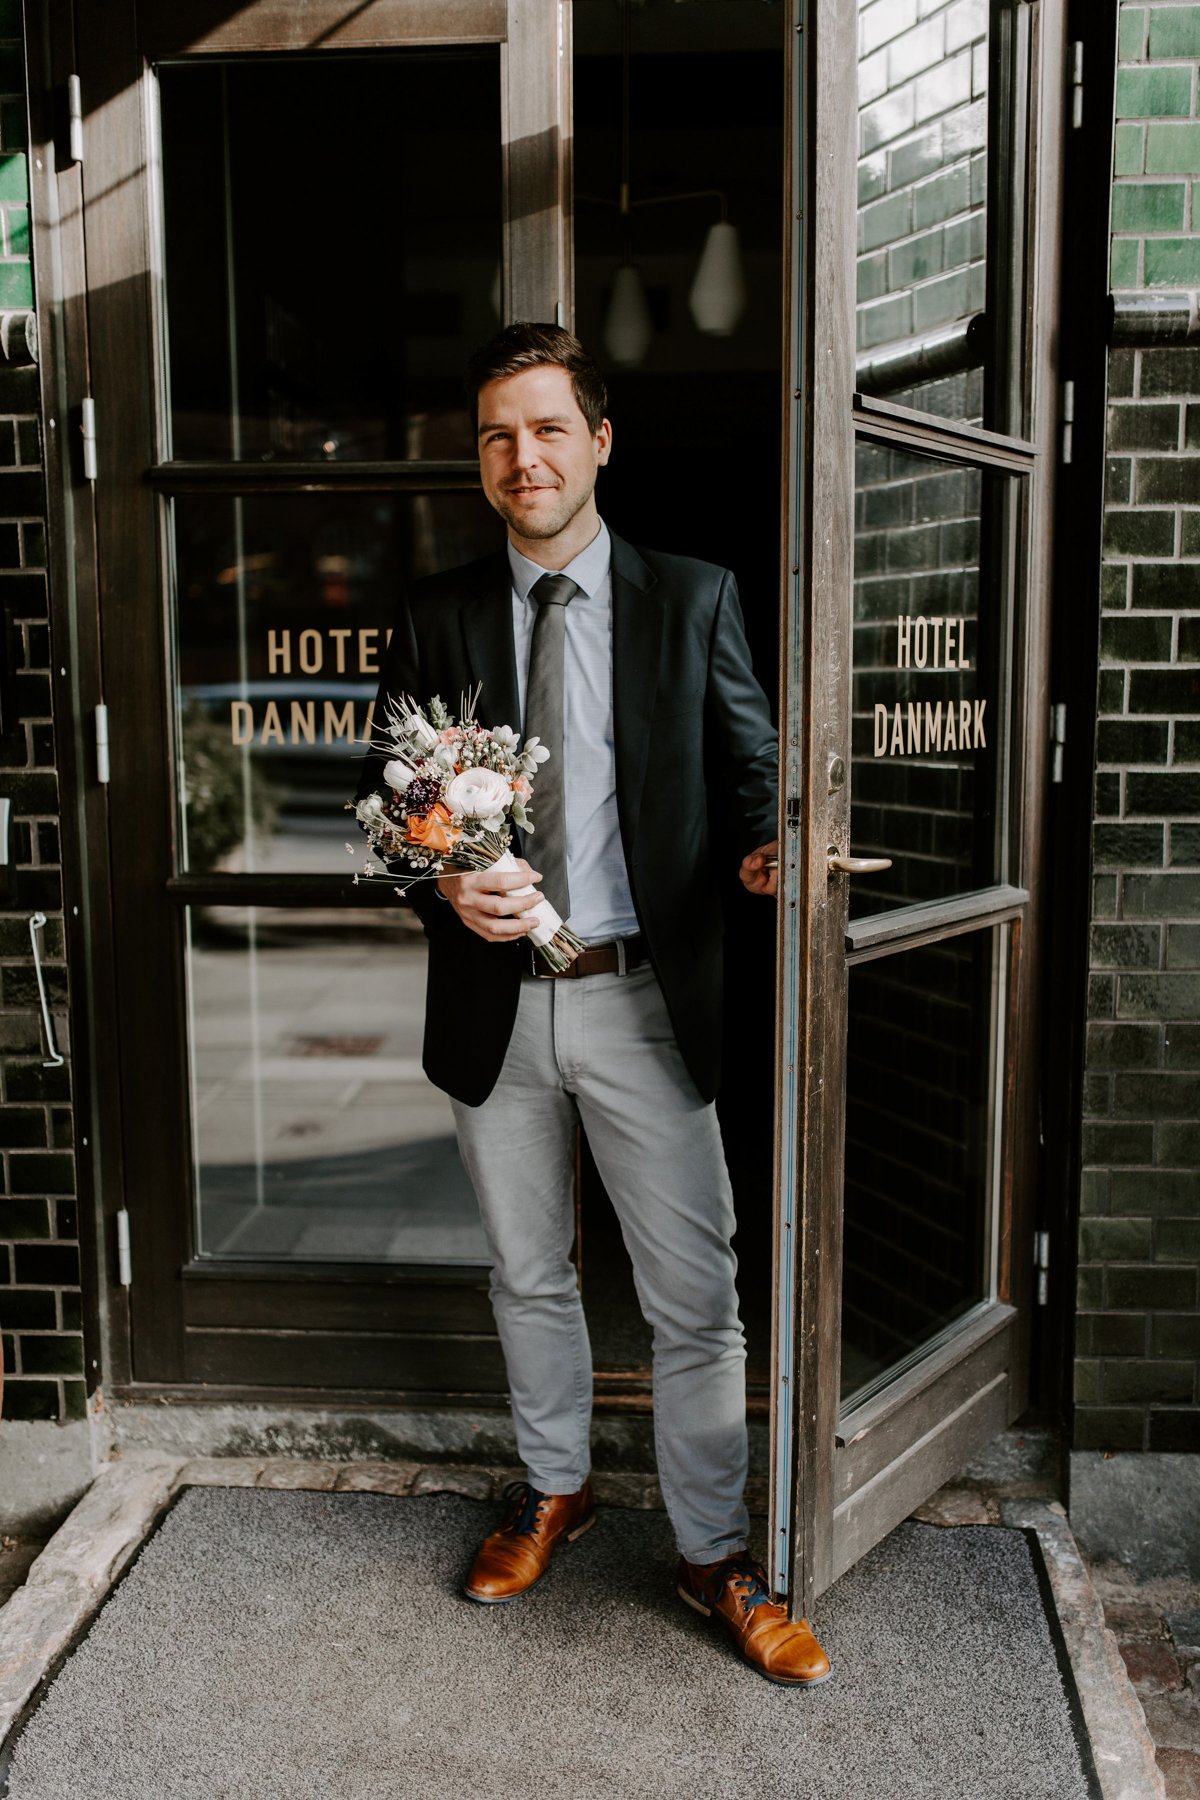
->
xmin=476 ymin=364 xmax=612 ymax=541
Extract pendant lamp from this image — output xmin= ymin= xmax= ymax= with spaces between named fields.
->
xmin=603 ymin=264 xmax=653 ymax=368
xmin=689 ymin=221 xmax=747 ymax=337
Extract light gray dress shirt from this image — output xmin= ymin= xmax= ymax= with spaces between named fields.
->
xmin=507 ymin=521 xmax=639 ymax=945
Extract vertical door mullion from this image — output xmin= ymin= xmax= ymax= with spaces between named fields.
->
xmin=501 ymin=0 xmax=572 ymax=326
xmin=771 ymin=0 xmax=858 ymax=1618
xmin=769 ymin=0 xmax=808 ymax=1605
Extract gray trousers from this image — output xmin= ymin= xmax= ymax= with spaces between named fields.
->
xmin=451 ymin=963 xmax=749 ymax=1566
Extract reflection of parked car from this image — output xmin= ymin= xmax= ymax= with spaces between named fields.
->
xmin=185 ymin=681 xmax=379 ymax=820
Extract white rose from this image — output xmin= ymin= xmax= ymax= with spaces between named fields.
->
xmin=444 ymin=767 xmax=512 ymax=819
xmin=383 ymin=758 xmax=417 ymax=792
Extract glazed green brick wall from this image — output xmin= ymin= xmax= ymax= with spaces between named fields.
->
xmin=1075 ymin=0 xmax=1200 ymax=1453
xmin=0 ymin=11 xmax=82 ymax=1428
xmin=1079 ymin=335 xmax=1200 ymax=1452
xmin=1109 ymin=3 xmax=1200 ymax=288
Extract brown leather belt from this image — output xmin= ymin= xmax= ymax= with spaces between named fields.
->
xmin=528 ymin=932 xmax=648 ymax=980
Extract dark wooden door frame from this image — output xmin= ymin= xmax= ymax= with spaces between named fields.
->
xmin=1036 ymin=0 xmax=1120 ymax=1429
xmin=55 ymin=0 xmax=576 ymax=1399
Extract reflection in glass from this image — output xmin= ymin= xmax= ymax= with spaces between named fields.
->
xmin=159 ymin=53 xmax=501 ymax=462
xmin=840 ymin=926 xmax=997 ymax=1403
xmin=187 ymin=907 xmax=486 ymax=1263
xmin=173 ymin=492 xmax=502 ymax=874
xmin=856 ymin=0 xmax=988 ymax=424
xmin=573 ymin=0 xmax=784 ymax=678
xmin=850 ymin=442 xmax=1001 ymax=917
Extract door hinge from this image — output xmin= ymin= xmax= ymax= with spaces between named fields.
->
xmin=1070 ymin=41 xmax=1083 ymax=130
xmin=1035 ymin=1231 xmax=1050 ymax=1306
xmin=116 ymin=1208 xmax=132 ymax=1287
xmin=94 ymin=702 xmax=110 ymax=783
xmin=1050 ymin=703 xmax=1066 ymax=784
xmin=67 ymin=73 xmax=83 ymax=164
xmin=81 ymin=396 xmax=97 ymax=481
xmin=1061 ymin=380 xmax=1074 ymax=464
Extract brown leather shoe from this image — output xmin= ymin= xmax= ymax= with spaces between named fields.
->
xmin=464 ymin=1479 xmax=596 ymax=1604
xmin=678 ymin=1553 xmax=832 ymax=1686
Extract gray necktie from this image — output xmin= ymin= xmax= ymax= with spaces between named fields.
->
xmin=525 ymin=572 xmax=580 ymax=920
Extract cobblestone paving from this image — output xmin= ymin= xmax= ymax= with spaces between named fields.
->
xmin=1090 ymin=1563 xmax=1200 ymax=1798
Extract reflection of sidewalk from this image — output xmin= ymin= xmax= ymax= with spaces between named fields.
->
xmin=188 ymin=930 xmax=487 ymax=1260
xmin=0 ymin=1436 xmax=1165 ymax=1799
xmin=201 ymin=1135 xmax=488 ymax=1262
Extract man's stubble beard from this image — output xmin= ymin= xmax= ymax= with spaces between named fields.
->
xmin=492 ymin=475 xmax=595 ymax=543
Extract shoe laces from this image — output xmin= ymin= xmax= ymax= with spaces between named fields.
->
xmin=700 ymin=1553 xmax=776 ymax=1613
xmin=500 ymin=1481 xmax=548 ymax=1536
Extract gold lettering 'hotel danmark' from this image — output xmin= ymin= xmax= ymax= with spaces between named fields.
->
xmin=869 ymin=613 xmax=985 ymax=757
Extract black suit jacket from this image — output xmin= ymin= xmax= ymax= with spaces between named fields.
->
xmin=357 ymin=529 xmax=778 ymax=1107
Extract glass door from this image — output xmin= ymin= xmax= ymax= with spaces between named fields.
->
xmin=74 ymin=0 xmax=567 ymax=1390
xmin=771 ymin=0 xmax=1053 ymax=1611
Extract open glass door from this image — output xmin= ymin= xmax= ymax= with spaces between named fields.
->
xmin=771 ymin=0 xmax=1051 ymax=1612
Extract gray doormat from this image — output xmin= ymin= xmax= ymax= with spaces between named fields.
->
xmin=5 ymin=1490 xmax=1094 ymax=1800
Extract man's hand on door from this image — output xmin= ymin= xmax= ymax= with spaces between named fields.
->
xmin=740 ymin=840 xmax=778 ymax=898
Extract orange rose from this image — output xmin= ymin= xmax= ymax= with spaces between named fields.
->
xmin=406 ymin=802 xmax=462 ymax=853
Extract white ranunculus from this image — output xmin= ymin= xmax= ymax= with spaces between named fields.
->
xmin=445 ymin=767 xmax=512 ymax=819
xmin=382 ymin=757 xmax=417 ymax=792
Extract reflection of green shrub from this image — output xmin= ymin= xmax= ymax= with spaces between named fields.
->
xmin=180 ymin=698 xmax=277 ymax=872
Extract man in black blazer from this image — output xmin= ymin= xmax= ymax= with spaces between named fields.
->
xmin=359 ymin=324 xmax=830 ymax=1686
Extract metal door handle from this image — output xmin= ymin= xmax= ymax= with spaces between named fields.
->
xmin=827 ymin=853 xmax=892 ymax=875
xmin=29 ymin=912 xmax=65 ymax=1067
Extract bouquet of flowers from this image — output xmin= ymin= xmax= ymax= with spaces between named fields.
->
xmin=352 ymin=690 xmax=585 ymax=973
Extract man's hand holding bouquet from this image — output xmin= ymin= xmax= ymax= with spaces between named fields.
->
xmin=353 ymin=690 xmax=584 ymax=973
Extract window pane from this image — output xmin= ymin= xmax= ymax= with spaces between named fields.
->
xmin=856 ymin=0 xmax=988 ymax=424
xmin=173 ymin=491 xmax=502 ymax=875
xmin=850 ymin=442 xmax=1006 ymax=918
xmin=159 ymin=53 xmax=501 ymax=462
xmin=840 ymin=925 xmax=998 ymax=1404
xmin=188 ymin=907 xmax=486 ymax=1263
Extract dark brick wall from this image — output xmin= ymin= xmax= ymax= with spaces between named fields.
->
xmin=0 ymin=3 xmax=80 ymax=1426
xmin=1076 ymin=343 xmax=1200 ymax=1454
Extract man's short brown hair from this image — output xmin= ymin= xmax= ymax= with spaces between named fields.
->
xmin=465 ymin=322 xmax=608 ymax=435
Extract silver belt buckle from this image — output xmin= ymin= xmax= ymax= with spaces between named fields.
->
xmin=530 ymin=943 xmax=557 ymax=979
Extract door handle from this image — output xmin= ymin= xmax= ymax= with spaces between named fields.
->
xmin=827 ymin=851 xmax=892 ymax=875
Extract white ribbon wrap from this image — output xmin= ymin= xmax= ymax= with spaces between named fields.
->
xmin=491 ymin=850 xmax=563 ymax=948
